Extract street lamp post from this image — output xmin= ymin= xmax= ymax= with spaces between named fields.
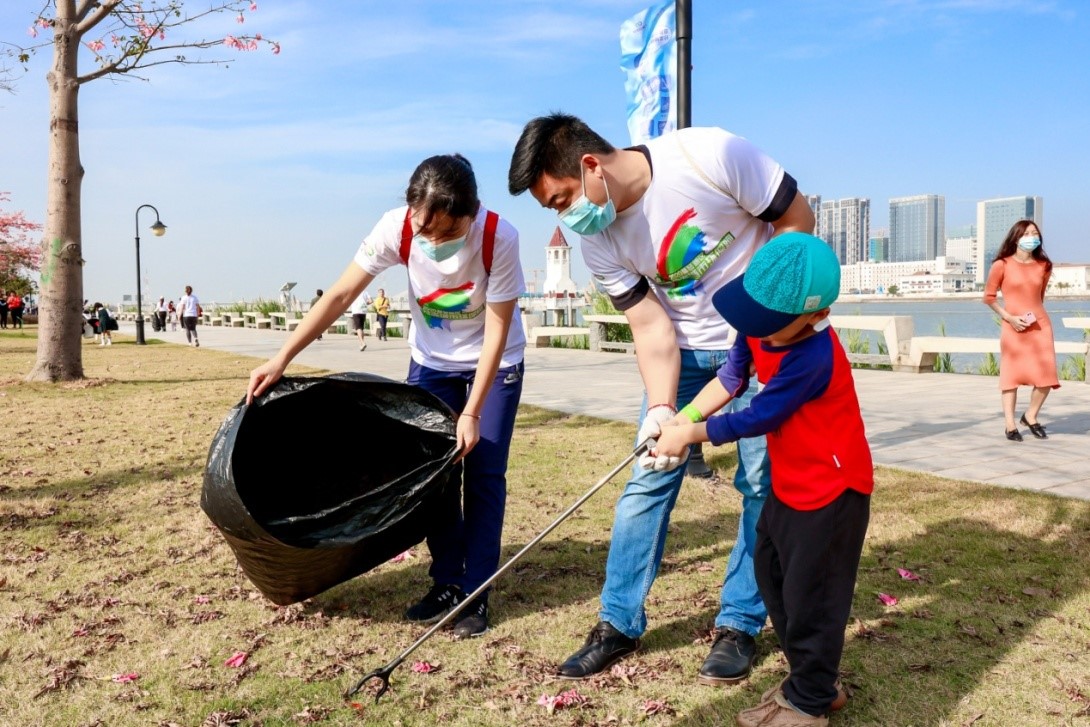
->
xmin=134 ymin=204 xmax=167 ymax=345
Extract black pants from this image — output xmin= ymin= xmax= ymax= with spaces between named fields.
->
xmin=377 ymin=314 xmax=388 ymax=339
xmin=755 ymin=488 xmax=870 ymax=716
xmin=0 ymin=308 xmax=7 ymax=327
xmin=182 ymin=315 xmax=199 ymax=342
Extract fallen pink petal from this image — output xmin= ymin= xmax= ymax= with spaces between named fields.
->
xmin=897 ymin=568 xmax=921 ymax=581
xmin=410 ymin=660 xmax=439 ymax=674
xmin=878 ymin=592 xmax=899 ymax=606
xmin=390 ymin=550 xmax=415 ymax=563
xmin=195 ymin=595 xmax=212 ymax=604
xmin=537 ymin=688 xmax=589 ymax=714
xmin=224 ymin=651 xmax=248 ymax=668
xmin=112 ymin=672 xmax=139 ymax=683
xmin=642 ymin=699 xmax=673 ymax=716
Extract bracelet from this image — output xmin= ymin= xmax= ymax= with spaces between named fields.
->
xmin=461 ymin=412 xmax=480 ymax=420
xmin=680 ymin=404 xmax=703 ymax=423
xmin=647 ymin=403 xmax=678 ymax=415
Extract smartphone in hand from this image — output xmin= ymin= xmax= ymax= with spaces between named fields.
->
xmin=1022 ymin=311 xmax=1037 ymax=326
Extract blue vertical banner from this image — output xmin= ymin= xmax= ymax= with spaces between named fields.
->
xmin=620 ymin=0 xmax=677 ymax=145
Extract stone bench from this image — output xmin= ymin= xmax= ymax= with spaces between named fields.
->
xmin=528 ymin=325 xmax=589 ymax=348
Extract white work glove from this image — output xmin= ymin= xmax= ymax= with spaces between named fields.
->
xmin=637 ymin=405 xmax=688 ymax=472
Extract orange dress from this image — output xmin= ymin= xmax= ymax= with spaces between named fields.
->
xmin=983 ymin=258 xmax=1059 ymax=391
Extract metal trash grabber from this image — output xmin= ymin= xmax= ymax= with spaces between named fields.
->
xmin=344 ymin=438 xmax=652 ymax=702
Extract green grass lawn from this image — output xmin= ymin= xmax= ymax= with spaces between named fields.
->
xmin=1 ymin=328 xmax=1089 ymax=726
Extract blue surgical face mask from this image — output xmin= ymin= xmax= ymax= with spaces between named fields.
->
xmin=415 ymin=233 xmax=467 ymax=262
xmin=558 ymin=166 xmax=616 ymax=235
xmin=1018 ymin=236 xmax=1041 ymax=252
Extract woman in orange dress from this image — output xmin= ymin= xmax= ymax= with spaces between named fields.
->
xmin=982 ymin=220 xmax=1059 ymax=442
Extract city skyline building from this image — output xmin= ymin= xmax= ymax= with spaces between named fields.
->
xmin=889 ymin=194 xmax=945 ymax=263
xmin=818 ymin=197 xmax=870 ymax=265
xmin=805 ymin=194 xmax=823 ymax=240
xmin=869 ymin=227 xmax=890 ymax=262
xmin=945 ymin=223 xmax=977 ymax=281
xmin=974 ymin=196 xmax=1044 ymax=283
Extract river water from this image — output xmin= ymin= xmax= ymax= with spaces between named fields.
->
xmin=831 ymin=296 xmax=1090 ymax=372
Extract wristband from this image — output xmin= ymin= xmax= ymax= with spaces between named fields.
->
xmin=461 ymin=412 xmax=480 ymax=420
xmin=680 ymin=404 xmax=703 ymax=423
xmin=647 ymin=403 xmax=677 ymax=415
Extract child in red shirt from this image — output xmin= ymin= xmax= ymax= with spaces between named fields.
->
xmin=654 ymin=232 xmax=872 ymax=727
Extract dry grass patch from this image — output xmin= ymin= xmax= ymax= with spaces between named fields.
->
xmin=1 ymin=329 xmax=1089 ymax=726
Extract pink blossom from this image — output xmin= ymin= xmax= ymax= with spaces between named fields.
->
xmin=28 ymin=26 xmax=38 ymax=38
xmin=255 ymin=33 xmax=262 ymax=40
xmin=237 ymin=13 xmax=245 ymax=24
xmin=224 ymin=651 xmax=248 ymax=668
xmin=897 ymin=567 xmax=921 ymax=582
xmin=877 ymin=592 xmax=899 ymax=606
xmin=112 ymin=672 xmax=139 ymax=683
xmin=195 ymin=595 xmax=211 ymax=604
xmin=38 ymin=19 xmax=50 ymax=28
xmin=537 ymin=689 xmax=589 ymax=714
xmin=271 ymin=42 xmax=281 ymax=55
xmin=411 ymin=661 xmax=439 ymax=673
xmin=390 ymin=550 xmax=415 ymax=563
xmin=86 ymin=40 xmax=106 ymax=52
xmin=250 ymin=2 xmax=258 ymax=10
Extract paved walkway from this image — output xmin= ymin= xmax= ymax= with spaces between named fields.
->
xmin=138 ymin=323 xmax=1090 ymax=500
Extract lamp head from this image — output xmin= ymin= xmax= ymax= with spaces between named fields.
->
xmin=150 ymin=221 xmax=167 ymax=237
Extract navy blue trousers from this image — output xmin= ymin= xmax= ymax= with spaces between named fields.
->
xmin=407 ymin=359 xmax=524 ymax=594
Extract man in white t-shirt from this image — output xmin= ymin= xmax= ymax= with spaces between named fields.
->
xmin=178 ymin=285 xmax=201 ymax=347
xmin=348 ymin=289 xmax=370 ymax=351
xmin=509 ymin=113 xmax=815 ymax=684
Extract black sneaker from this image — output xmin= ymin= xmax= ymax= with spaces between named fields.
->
xmin=404 ymin=584 xmax=463 ymax=624
xmin=451 ymin=596 xmax=488 ymax=639
xmin=697 ymin=627 xmax=756 ymax=685
xmin=557 ymin=621 xmax=640 ymax=679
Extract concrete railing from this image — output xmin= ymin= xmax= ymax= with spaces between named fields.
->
xmin=522 ymin=312 xmax=1090 ymax=381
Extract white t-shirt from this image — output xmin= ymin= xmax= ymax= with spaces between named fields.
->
xmin=579 ymin=127 xmax=788 ymax=350
xmin=348 ymin=291 xmax=371 ymax=316
xmin=354 ymin=205 xmax=527 ymax=371
xmin=179 ymin=293 xmax=200 ymax=317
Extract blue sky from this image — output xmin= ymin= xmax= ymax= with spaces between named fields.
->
xmin=2 ymin=0 xmax=1088 ymax=306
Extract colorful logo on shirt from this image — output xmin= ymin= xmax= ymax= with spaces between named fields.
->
xmin=417 ymin=282 xmax=484 ymax=329
xmin=653 ymin=208 xmax=734 ymax=298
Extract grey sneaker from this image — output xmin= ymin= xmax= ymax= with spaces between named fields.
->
xmin=405 ymin=584 xmax=463 ymax=624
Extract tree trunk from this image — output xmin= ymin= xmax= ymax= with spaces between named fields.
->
xmin=27 ymin=7 xmax=85 ymax=382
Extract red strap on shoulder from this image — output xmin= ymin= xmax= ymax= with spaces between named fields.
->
xmin=483 ymin=210 xmax=498 ymax=275
xmin=399 ymin=209 xmax=413 ymax=265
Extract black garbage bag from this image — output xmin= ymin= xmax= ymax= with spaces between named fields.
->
xmin=201 ymin=373 xmax=459 ymax=605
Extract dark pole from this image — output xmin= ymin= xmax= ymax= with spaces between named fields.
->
xmin=676 ymin=0 xmax=692 ymax=129
xmin=133 ymin=204 xmax=163 ymax=345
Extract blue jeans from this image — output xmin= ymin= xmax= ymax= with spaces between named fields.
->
xmin=407 ymin=360 xmax=524 ymax=594
xmin=599 ymin=348 xmax=771 ymax=638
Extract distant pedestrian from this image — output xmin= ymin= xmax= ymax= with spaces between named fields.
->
xmin=983 ymin=219 xmax=1058 ymax=442
xmin=348 ymin=289 xmax=369 ymax=351
xmin=373 ymin=288 xmax=391 ymax=340
xmin=179 ymin=285 xmax=201 ymax=347
xmin=0 ymin=291 xmax=8 ymax=329
xmin=94 ymin=303 xmax=113 ymax=346
xmin=155 ymin=297 xmax=168 ymax=332
xmin=311 ymin=289 xmax=324 ymax=340
xmin=6 ymin=291 xmax=24 ymax=329
xmin=168 ymin=300 xmax=178 ymax=331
